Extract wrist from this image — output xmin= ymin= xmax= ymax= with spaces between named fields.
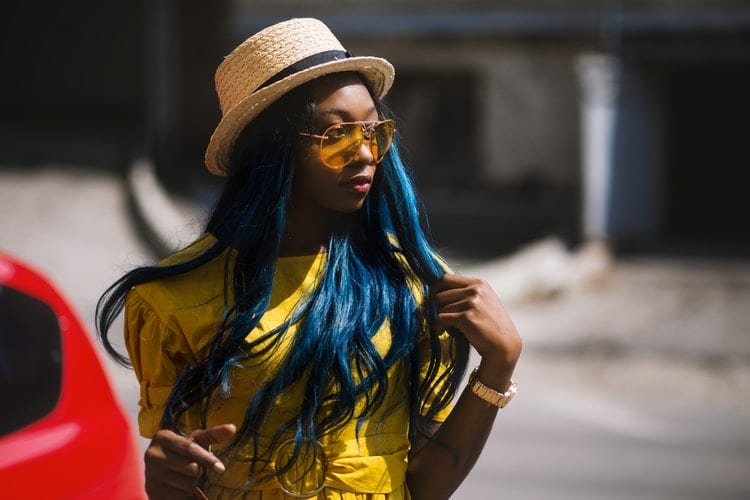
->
xmin=477 ymin=357 xmax=515 ymax=392
xmin=468 ymin=367 xmax=518 ymax=408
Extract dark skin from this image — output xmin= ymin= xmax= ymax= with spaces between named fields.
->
xmin=407 ymin=274 xmax=521 ymax=500
xmin=281 ymin=73 xmax=380 ymax=256
xmin=140 ymin=73 xmax=522 ymax=499
xmin=144 ymin=425 xmax=235 ymax=498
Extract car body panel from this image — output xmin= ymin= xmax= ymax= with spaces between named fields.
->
xmin=0 ymin=252 xmax=145 ymax=498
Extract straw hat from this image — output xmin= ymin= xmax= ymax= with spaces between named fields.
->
xmin=204 ymin=18 xmax=395 ymax=175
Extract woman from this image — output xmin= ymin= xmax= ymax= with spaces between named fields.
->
xmin=98 ymin=18 xmax=521 ymax=500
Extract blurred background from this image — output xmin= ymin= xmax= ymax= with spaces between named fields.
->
xmin=1 ymin=0 xmax=749 ymax=498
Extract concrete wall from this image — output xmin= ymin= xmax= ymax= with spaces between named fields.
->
xmin=354 ymin=39 xmax=582 ymax=188
xmin=4 ymin=0 xmax=750 ymax=254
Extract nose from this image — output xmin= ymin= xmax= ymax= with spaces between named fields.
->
xmin=353 ymin=138 xmax=376 ymax=165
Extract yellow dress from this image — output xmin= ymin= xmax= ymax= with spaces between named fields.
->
xmin=125 ymin=234 xmax=451 ymax=499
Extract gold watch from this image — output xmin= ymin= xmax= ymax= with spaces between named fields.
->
xmin=468 ymin=368 xmax=517 ymax=408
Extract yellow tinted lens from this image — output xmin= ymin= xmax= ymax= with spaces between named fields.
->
xmin=320 ymin=123 xmax=362 ymax=168
xmin=373 ymin=121 xmax=395 ymax=161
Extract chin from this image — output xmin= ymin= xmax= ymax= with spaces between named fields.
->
xmin=335 ymin=205 xmax=365 ymax=214
xmin=329 ymin=197 xmax=368 ymax=214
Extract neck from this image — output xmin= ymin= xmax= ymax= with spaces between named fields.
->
xmin=280 ymin=204 xmax=352 ymax=256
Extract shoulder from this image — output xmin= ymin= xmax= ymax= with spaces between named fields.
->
xmin=128 ymin=234 xmax=231 ymax=340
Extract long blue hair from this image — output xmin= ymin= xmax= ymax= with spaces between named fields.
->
xmin=97 ymin=73 xmax=469 ymax=483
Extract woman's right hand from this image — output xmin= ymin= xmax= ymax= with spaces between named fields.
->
xmin=144 ymin=423 xmax=237 ymax=499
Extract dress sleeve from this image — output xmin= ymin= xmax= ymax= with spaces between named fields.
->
xmin=124 ymin=288 xmax=197 ymax=438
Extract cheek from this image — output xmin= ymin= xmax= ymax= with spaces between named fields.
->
xmin=292 ymin=147 xmax=313 ymax=174
xmin=291 ymin=160 xmax=338 ymax=203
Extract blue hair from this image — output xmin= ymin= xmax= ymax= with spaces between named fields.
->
xmin=96 ymin=73 xmax=469 ymax=485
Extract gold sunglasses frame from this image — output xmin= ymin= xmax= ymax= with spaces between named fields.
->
xmin=298 ymin=119 xmax=396 ymax=169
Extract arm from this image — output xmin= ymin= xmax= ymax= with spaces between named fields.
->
xmin=406 ymin=274 xmax=522 ymax=500
xmin=124 ymin=291 xmax=236 ymax=499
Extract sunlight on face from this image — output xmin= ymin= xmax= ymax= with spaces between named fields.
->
xmin=290 ymin=73 xmax=381 ymax=217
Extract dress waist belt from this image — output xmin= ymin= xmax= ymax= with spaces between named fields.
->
xmin=208 ymin=434 xmax=410 ymax=494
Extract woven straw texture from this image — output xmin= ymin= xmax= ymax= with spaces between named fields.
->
xmin=205 ymin=18 xmax=395 ymax=175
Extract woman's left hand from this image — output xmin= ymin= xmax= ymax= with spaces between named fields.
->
xmin=431 ymin=274 xmax=522 ymax=389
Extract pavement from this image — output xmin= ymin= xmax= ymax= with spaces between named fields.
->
xmin=2 ymin=163 xmax=749 ymax=498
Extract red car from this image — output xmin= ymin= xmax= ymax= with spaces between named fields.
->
xmin=0 ymin=252 xmax=145 ymax=498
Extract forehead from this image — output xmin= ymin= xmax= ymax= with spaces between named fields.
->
xmin=308 ymin=73 xmax=377 ymax=121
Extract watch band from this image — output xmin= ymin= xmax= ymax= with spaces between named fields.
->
xmin=468 ymin=368 xmax=517 ymax=408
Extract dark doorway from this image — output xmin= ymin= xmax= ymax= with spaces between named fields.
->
xmin=663 ymin=63 xmax=750 ymax=254
xmin=384 ymin=71 xmax=479 ymax=188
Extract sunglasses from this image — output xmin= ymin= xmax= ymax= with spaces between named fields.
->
xmin=299 ymin=120 xmax=396 ymax=169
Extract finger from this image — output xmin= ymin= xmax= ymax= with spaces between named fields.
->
xmin=433 ymin=287 xmax=475 ymax=308
xmin=430 ymin=274 xmax=475 ymax=294
xmin=435 ymin=278 xmax=503 ymax=312
xmin=433 ymin=311 xmax=469 ymax=335
xmin=157 ymin=431 xmax=226 ymax=473
xmin=145 ymin=442 xmax=204 ymax=481
xmin=144 ymin=451 xmax=201 ymax=493
xmin=160 ymin=450 xmax=205 ymax=478
xmin=436 ymin=299 xmax=474 ymax=314
xmin=189 ymin=423 xmax=238 ymax=450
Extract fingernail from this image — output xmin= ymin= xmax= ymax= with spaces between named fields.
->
xmin=213 ymin=461 xmax=226 ymax=473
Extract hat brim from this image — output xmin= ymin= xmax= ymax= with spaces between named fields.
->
xmin=204 ymin=56 xmax=394 ymax=175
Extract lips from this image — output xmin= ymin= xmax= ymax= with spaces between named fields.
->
xmin=344 ymin=174 xmax=372 ymax=185
xmin=343 ymin=174 xmax=373 ymax=194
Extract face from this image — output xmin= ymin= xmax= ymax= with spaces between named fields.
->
xmin=291 ymin=73 xmax=381 ymax=217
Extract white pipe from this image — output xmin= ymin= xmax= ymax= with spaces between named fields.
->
xmin=575 ymin=54 xmax=622 ymax=240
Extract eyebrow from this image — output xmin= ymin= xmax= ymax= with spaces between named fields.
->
xmin=317 ymin=106 xmax=378 ymax=121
